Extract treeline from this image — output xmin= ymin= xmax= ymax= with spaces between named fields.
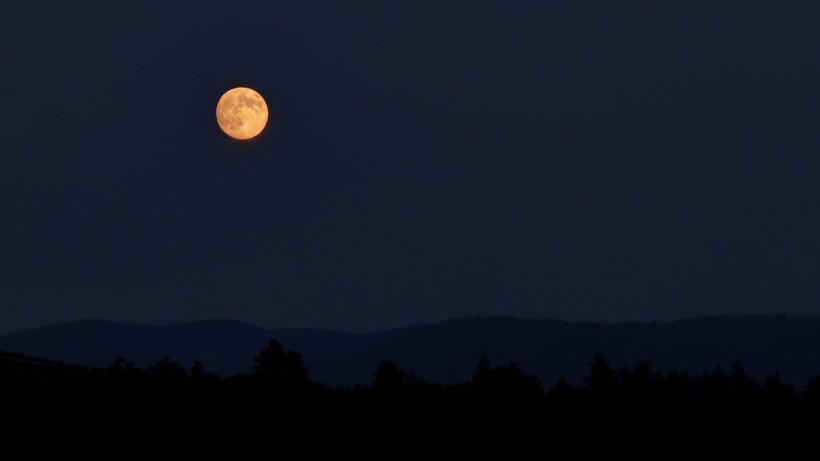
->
xmin=2 ymin=342 xmax=820 ymax=458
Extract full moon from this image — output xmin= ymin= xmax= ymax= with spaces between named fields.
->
xmin=215 ymin=87 xmax=268 ymax=140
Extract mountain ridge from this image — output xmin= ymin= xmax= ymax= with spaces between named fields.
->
xmin=2 ymin=314 xmax=819 ymax=389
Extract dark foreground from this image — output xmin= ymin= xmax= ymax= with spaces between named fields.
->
xmin=3 ymin=344 xmax=819 ymax=459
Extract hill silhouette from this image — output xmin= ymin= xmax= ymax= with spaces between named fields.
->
xmin=4 ymin=315 xmax=820 ymax=458
xmin=1 ymin=314 xmax=819 ymax=389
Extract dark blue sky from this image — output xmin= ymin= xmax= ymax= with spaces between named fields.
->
xmin=2 ymin=1 xmax=819 ymax=334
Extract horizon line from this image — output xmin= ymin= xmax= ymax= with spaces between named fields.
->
xmin=2 ymin=312 xmax=814 ymax=337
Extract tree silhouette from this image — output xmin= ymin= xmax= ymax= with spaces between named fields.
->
xmin=762 ymin=371 xmax=797 ymax=408
xmin=584 ymin=352 xmax=617 ymax=398
xmin=253 ymin=339 xmax=308 ymax=384
xmin=372 ymin=360 xmax=407 ymax=391
xmin=618 ymin=360 xmax=662 ymax=404
xmin=105 ymin=357 xmax=144 ymax=379
xmin=190 ymin=360 xmax=206 ymax=379
xmin=697 ymin=363 xmax=729 ymax=398
xmin=147 ymin=356 xmax=187 ymax=381
xmin=472 ymin=353 xmax=492 ymax=383
xmin=189 ymin=360 xmax=219 ymax=383
xmin=728 ymin=358 xmax=757 ymax=396
xmin=6 ymin=344 xmax=820 ymax=457
xmin=802 ymin=373 xmax=820 ymax=406
xmin=663 ymin=369 xmax=694 ymax=404
xmin=547 ymin=377 xmax=579 ymax=401
xmin=471 ymin=355 xmax=542 ymax=402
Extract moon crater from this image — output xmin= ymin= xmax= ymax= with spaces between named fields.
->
xmin=216 ymin=87 xmax=268 ymax=140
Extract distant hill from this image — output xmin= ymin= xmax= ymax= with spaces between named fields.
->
xmin=2 ymin=314 xmax=820 ymax=389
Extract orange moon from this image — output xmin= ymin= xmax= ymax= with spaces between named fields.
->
xmin=215 ymin=87 xmax=268 ymax=140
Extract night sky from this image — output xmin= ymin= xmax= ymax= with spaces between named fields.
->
xmin=2 ymin=1 xmax=819 ymax=335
